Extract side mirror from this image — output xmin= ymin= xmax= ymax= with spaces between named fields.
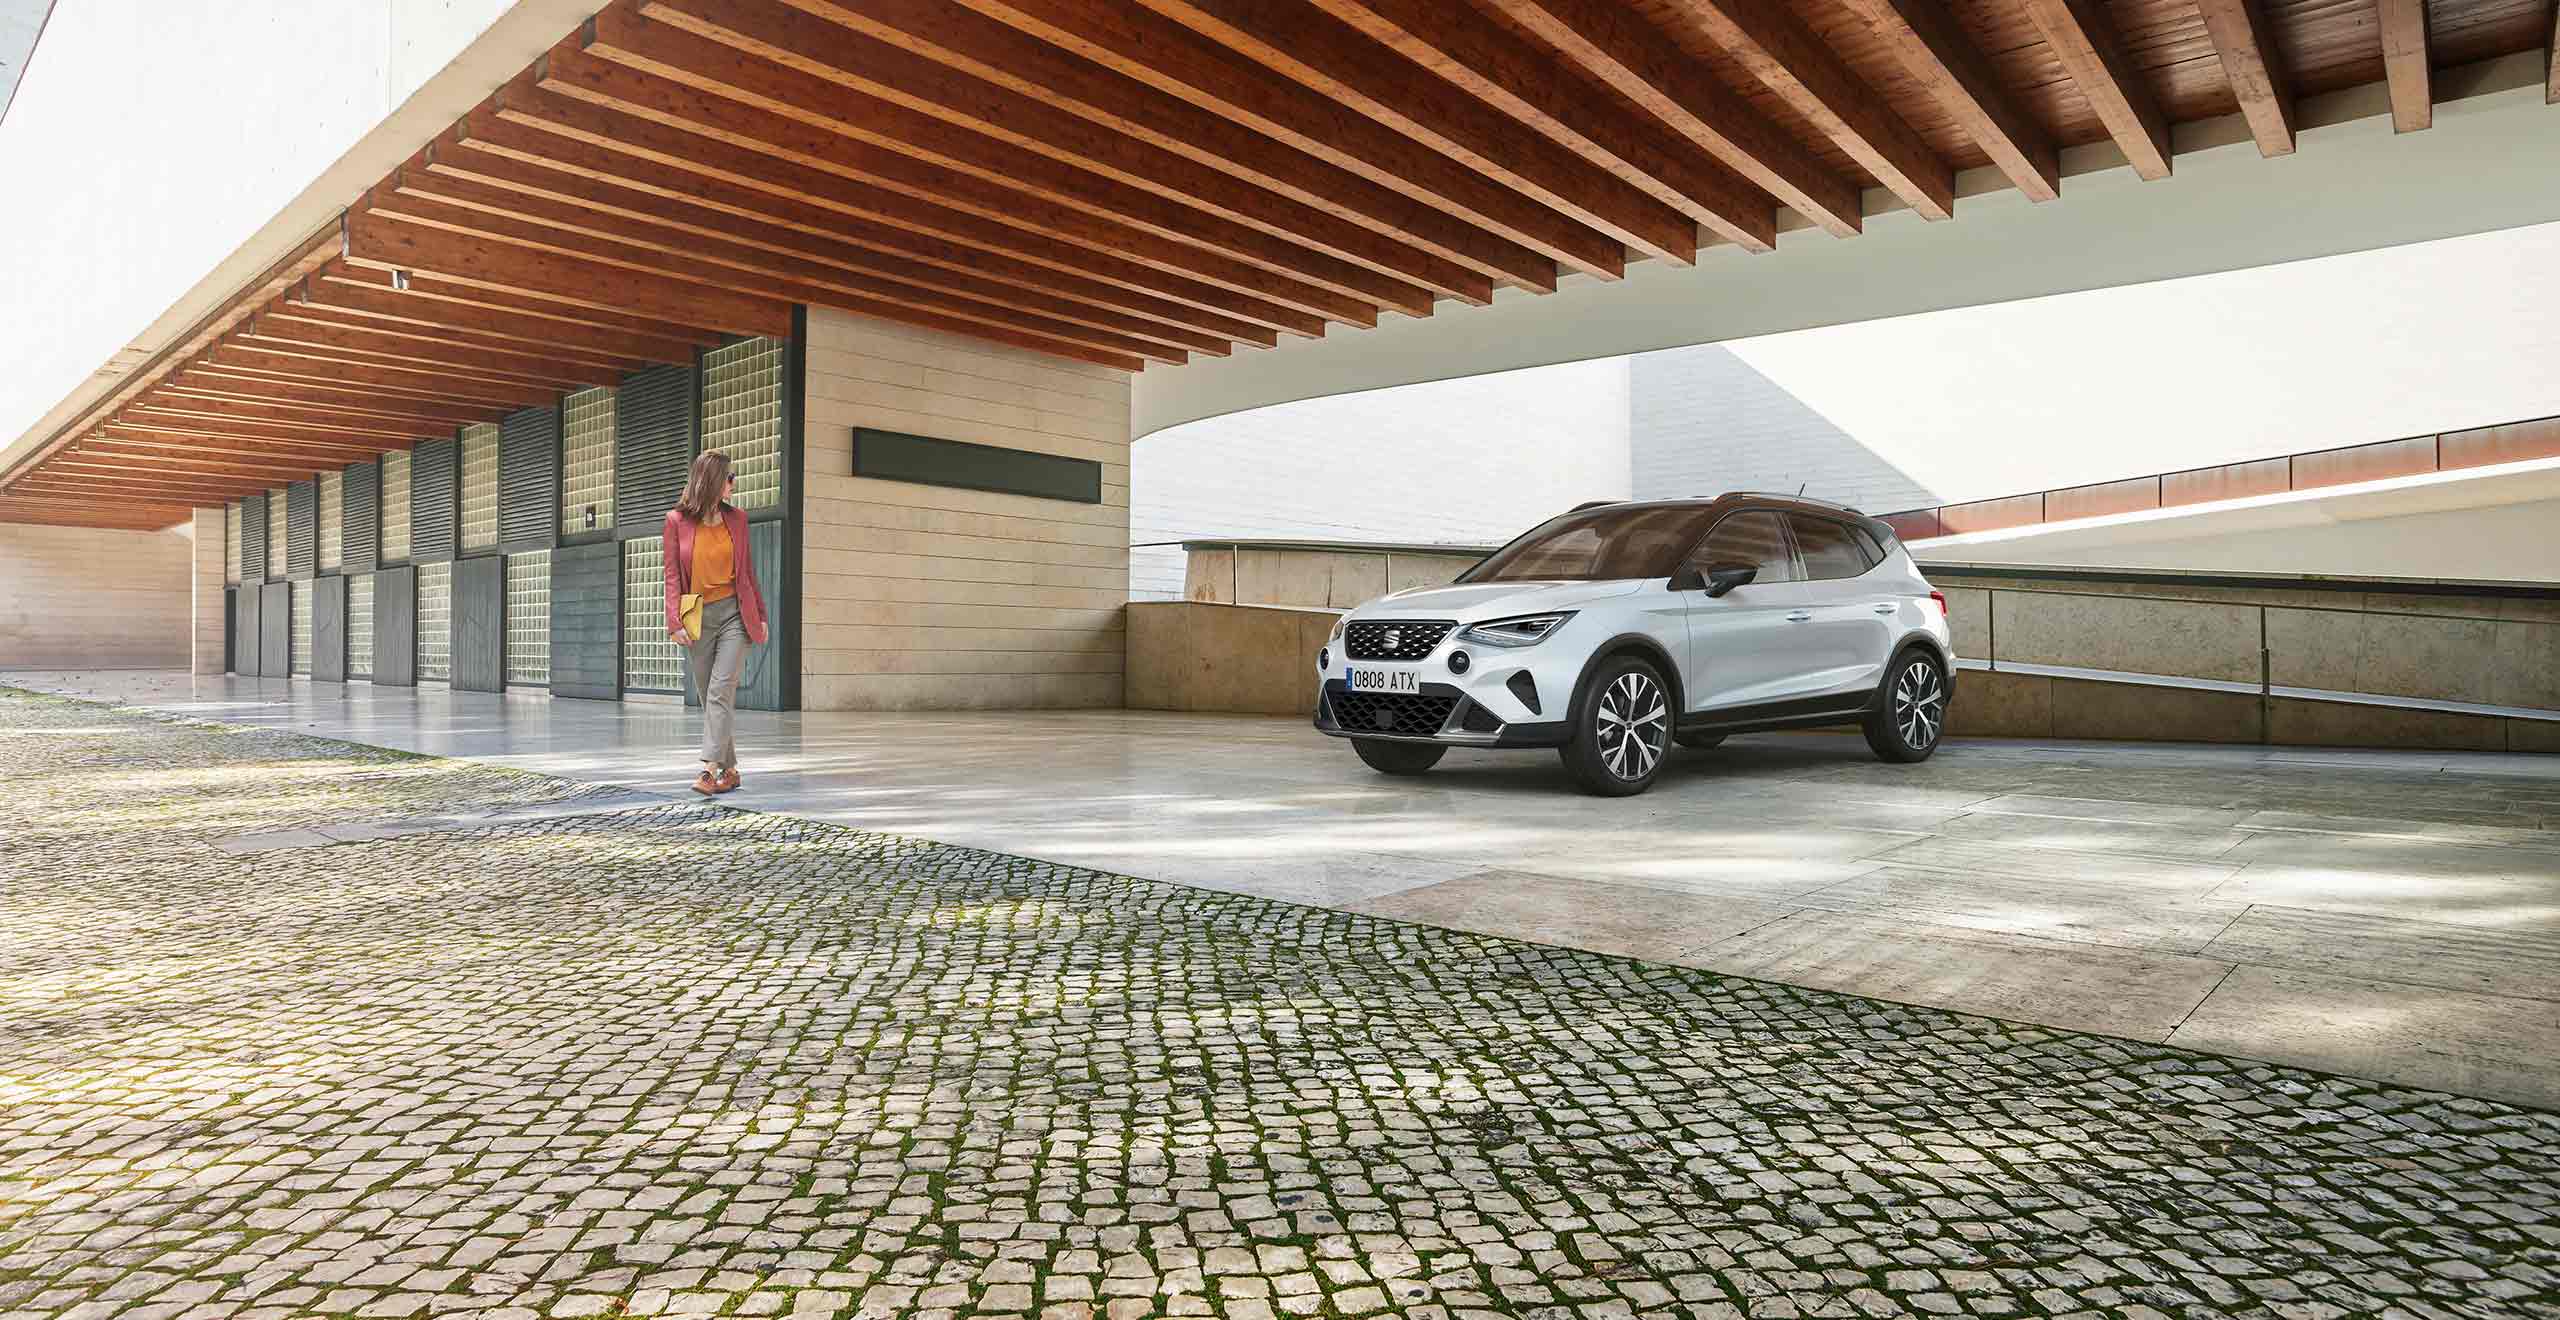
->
xmin=1704 ymin=563 xmax=1758 ymax=598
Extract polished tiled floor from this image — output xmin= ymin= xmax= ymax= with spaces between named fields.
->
xmin=20 ymin=669 xmax=2560 ymax=1109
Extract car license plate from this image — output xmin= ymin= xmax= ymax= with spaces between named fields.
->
xmin=1347 ymin=667 xmax=1420 ymax=694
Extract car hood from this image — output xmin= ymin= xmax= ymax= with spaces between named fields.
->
xmin=1358 ymin=578 xmax=1644 ymax=619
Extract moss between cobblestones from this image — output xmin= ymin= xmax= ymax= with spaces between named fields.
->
xmin=0 ymin=684 xmax=2556 ymax=1319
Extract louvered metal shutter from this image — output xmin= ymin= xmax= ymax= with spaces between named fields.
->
xmin=411 ymin=435 xmax=459 ymax=564
xmin=239 ymin=492 xmax=268 ymax=583
xmin=286 ymin=480 xmax=317 ymax=580
xmin=343 ymin=461 xmax=380 ymax=575
xmin=500 ymin=405 xmax=560 ymax=551
xmin=614 ymin=364 xmax=695 ymax=536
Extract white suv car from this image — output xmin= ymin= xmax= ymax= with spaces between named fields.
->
xmin=1313 ymin=495 xmax=1954 ymax=796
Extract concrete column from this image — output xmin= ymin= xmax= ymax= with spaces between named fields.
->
xmin=190 ymin=507 xmax=226 ymax=675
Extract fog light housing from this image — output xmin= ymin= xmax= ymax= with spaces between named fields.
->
xmin=1447 ymin=649 xmax=1471 ymax=674
xmin=1318 ymin=646 xmax=1330 ymax=669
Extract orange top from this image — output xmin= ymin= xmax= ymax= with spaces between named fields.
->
xmin=692 ymin=517 xmax=736 ymax=604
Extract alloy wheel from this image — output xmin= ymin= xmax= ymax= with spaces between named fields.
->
xmin=1595 ymin=670 xmax=1670 ymax=781
xmin=1894 ymin=658 xmax=1946 ymax=750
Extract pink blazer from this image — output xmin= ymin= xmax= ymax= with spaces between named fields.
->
xmin=662 ymin=505 xmax=769 ymax=645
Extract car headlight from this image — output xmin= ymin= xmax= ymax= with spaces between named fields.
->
xmin=1327 ymin=613 xmax=1348 ymax=643
xmin=1457 ymin=612 xmax=1575 ymax=648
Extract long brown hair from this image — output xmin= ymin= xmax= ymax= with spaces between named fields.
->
xmin=676 ymin=450 xmax=733 ymax=524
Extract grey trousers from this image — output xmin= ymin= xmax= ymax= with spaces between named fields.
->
xmin=685 ymin=596 xmax=749 ymax=770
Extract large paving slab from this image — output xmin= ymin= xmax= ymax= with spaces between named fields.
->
xmin=14 ymin=670 xmax=2560 ymax=1112
xmin=3 ymin=685 xmax=2556 ymax=1320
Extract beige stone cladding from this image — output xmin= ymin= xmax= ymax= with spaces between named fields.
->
xmin=0 ymin=521 xmax=191 ymax=670
xmin=800 ymin=309 xmax=1131 ymax=710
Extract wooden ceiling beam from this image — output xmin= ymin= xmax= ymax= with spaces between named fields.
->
xmin=1845 ymin=0 xmax=2058 ymax=201
xmin=1306 ymin=0 xmax=1773 ymax=250
xmin=240 ymin=313 xmax=625 ymax=388
xmin=626 ymin=0 xmax=1490 ymax=306
xmin=2378 ymin=0 xmax=2432 ymax=132
xmin=2021 ymin=0 xmax=2172 ymax=179
xmin=38 ymin=462 xmax=285 ymax=499
xmin=557 ymin=25 xmax=1430 ymax=320
xmin=452 ymin=114 xmax=1308 ymax=344
xmin=16 ymin=472 xmax=272 ymax=502
xmin=777 ymin=0 xmax=1556 ymax=292
xmin=949 ymin=0 xmax=1618 ymax=288
xmin=318 ymin=259 xmax=724 ymax=347
xmin=1136 ymin=0 xmax=1687 ymax=268
xmin=67 ymin=442 xmax=343 ymax=482
xmin=1678 ymin=0 xmax=1952 ymax=219
xmin=0 ymin=497 xmax=196 ymax=530
xmin=302 ymin=269 xmax=710 ymax=363
xmin=1482 ymin=0 xmax=1862 ymax=237
xmin=197 ymin=344 xmax=556 ymax=409
xmin=406 ymin=149 xmax=1243 ymax=358
xmin=492 ymin=78 xmax=1334 ymax=339
xmin=160 ymin=372 xmax=497 ymax=427
xmin=114 ymin=406 xmax=423 ymax=445
xmin=93 ymin=433 xmax=383 ymax=470
xmin=429 ymin=136 xmax=1279 ymax=350
xmin=343 ymin=204 xmax=793 ymax=339
xmin=2195 ymin=0 xmax=2296 ymax=157
xmin=374 ymin=174 xmax=1190 ymax=366
xmin=526 ymin=51 xmax=1388 ymax=328
xmin=265 ymin=299 xmax=654 ymax=375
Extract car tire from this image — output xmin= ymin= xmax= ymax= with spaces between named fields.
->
xmin=1560 ymin=654 xmax=1675 ymax=796
xmin=1352 ymin=738 xmax=1445 ymax=776
xmin=1863 ymin=648 xmax=1949 ymax=763
xmin=1674 ymin=732 xmax=1726 ymax=750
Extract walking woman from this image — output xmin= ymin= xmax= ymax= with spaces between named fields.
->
xmin=664 ymin=450 xmax=768 ymax=795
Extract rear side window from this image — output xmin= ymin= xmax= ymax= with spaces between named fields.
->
xmin=1692 ymin=510 xmax=1801 ymax=583
xmin=1789 ymin=515 xmax=1877 ymax=580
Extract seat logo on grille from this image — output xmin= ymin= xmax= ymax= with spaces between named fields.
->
xmin=1382 ymin=629 xmax=1403 ymax=650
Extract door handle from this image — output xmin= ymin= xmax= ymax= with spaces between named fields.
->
xmin=1785 ymin=611 xmax=1813 ymax=622
xmin=1872 ymin=603 xmax=1898 ymax=614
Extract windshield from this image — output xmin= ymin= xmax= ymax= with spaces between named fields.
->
xmin=1459 ymin=505 xmax=1711 ymax=583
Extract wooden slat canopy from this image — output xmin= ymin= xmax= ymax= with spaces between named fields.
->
xmin=6 ymin=0 xmax=2557 ymax=528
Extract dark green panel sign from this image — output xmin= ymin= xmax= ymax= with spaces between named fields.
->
xmin=851 ymin=428 xmax=1102 ymax=505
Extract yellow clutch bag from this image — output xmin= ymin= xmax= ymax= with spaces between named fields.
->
xmin=678 ymin=592 xmax=703 ymax=643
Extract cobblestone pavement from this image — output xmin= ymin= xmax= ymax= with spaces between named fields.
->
xmin=3 ymin=687 xmax=2555 ymax=1320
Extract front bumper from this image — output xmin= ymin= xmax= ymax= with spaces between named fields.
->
xmin=1312 ymin=678 xmax=1570 ymax=748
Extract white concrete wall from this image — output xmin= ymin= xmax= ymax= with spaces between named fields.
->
xmin=0 ymin=522 xmax=192 ymax=669
xmin=0 ymin=0 xmax=564 ymax=468
xmin=800 ymin=308 xmax=1132 ymax=710
xmin=1129 ymin=358 xmax=1631 ymax=600
xmin=1629 ymin=344 xmax=1935 ymax=511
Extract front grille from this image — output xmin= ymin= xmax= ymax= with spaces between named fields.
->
xmin=1343 ymin=619 xmax=1455 ymax=661
xmin=1329 ymin=689 xmax=1458 ymax=737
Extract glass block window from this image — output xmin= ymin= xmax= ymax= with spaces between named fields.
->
xmin=506 ymin=551 xmax=553 ymax=687
xmin=381 ymin=450 xmax=413 ymax=564
xmin=348 ymin=574 xmax=375 ymax=678
xmin=266 ymin=488 xmax=289 ymax=581
xmin=290 ymin=582 xmax=312 ymax=677
xmin=562 ymin=387 xmax=616 ymax=536
xmin=318 ymin=471 xmax=344 ymax=573
xmin=702 ymin=337 xmax=784 ymax=512
xmin=417 ymin=561 xmax=453 ymax=683
xmin=460 ymin=422 xmax=501 ymax=553
xmin=224 ymin=503 xmax=241 ymax=584
xmin=622 ymin=536 xmax=683 ymax=692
